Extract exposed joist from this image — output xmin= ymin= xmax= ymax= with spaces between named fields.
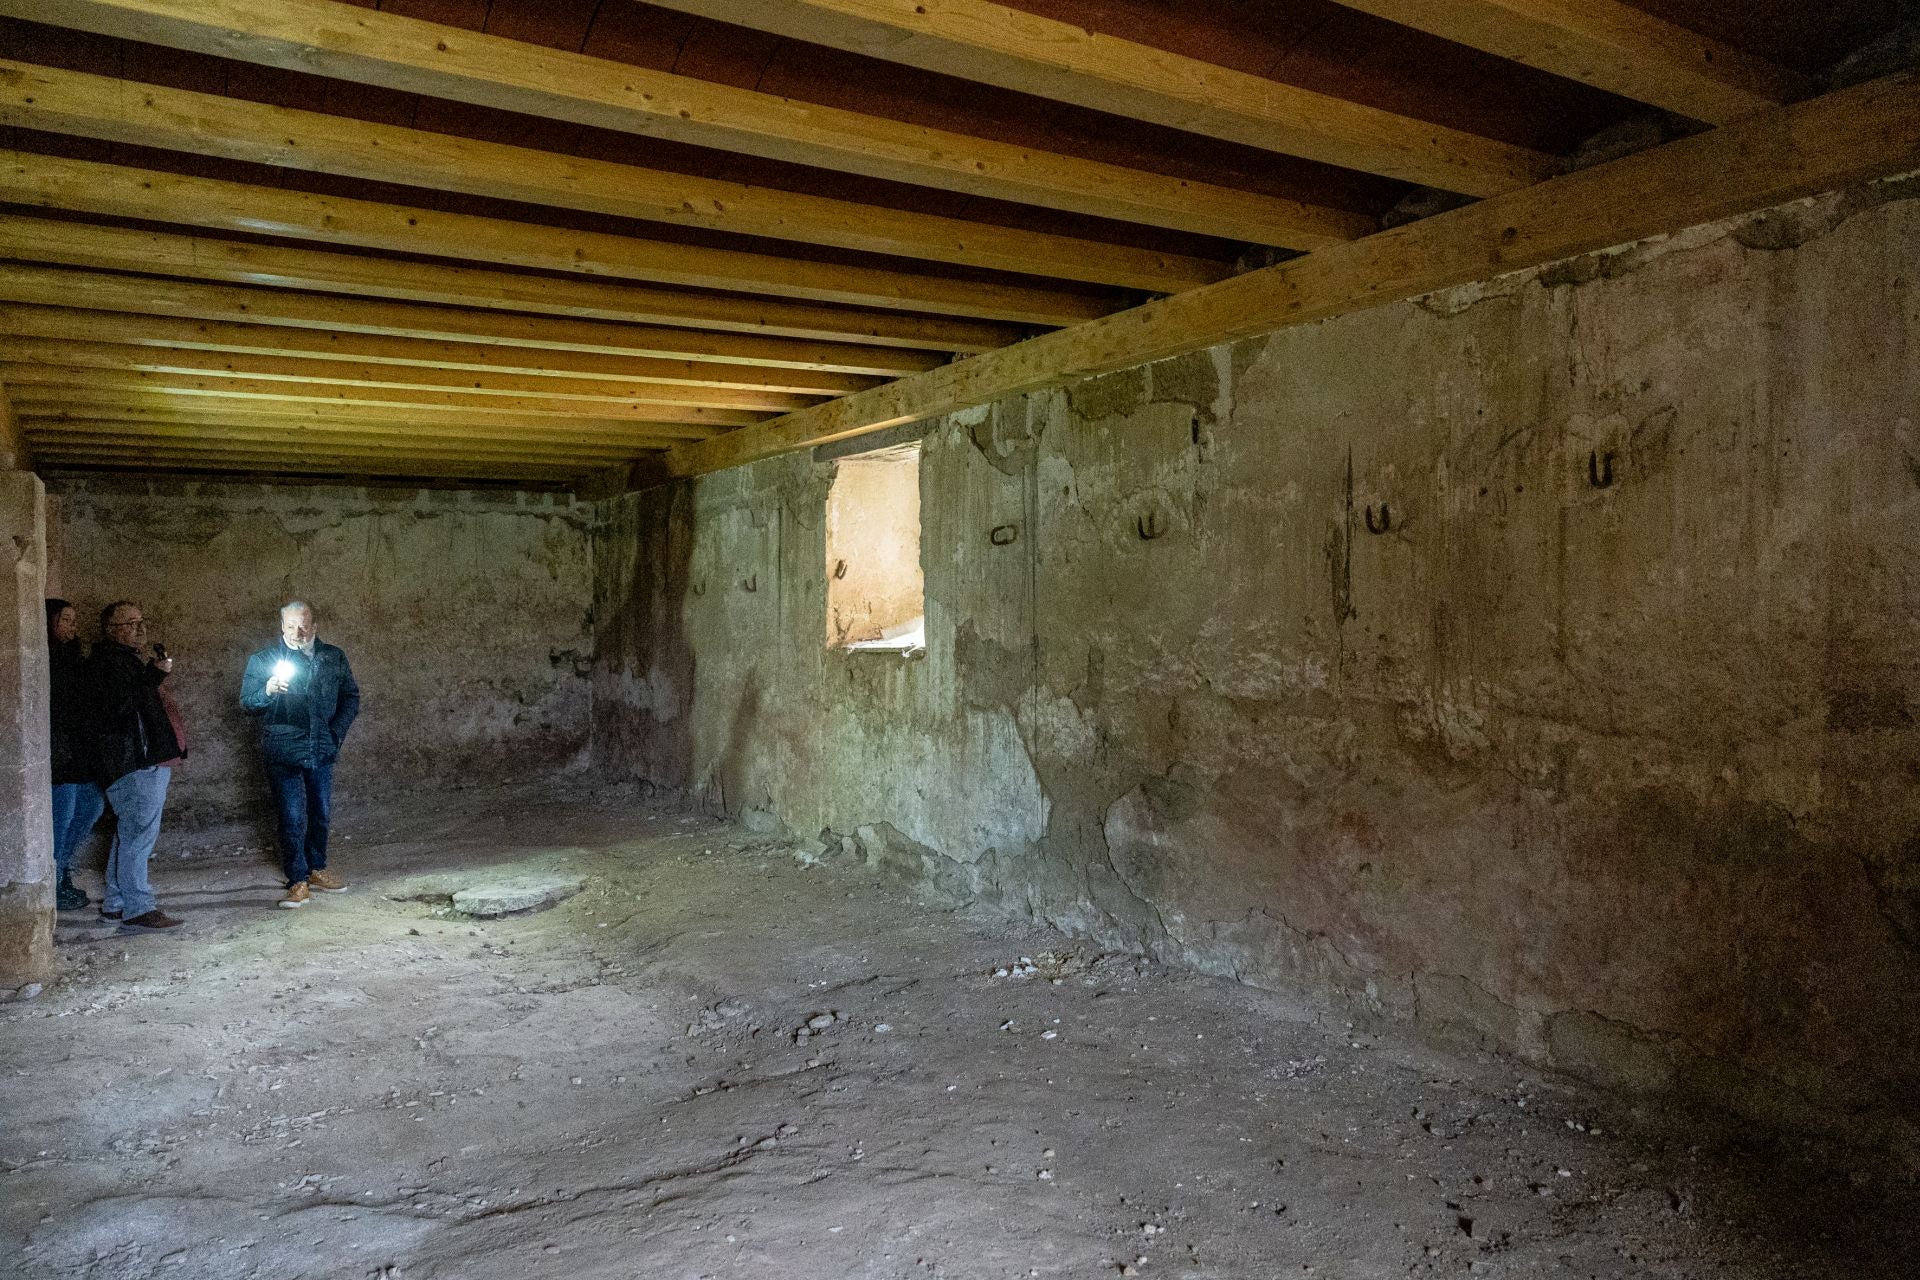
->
xmin=0 ymin=265 xmax=939 ymax=376
xmin=29 ymin=444 xmax=596 ymax=480
xmin=25 ymin=431 xmax=601 ymax=462
xmin=29 ymin=436 xmax=637 ymax=469
xmin=35 ymin=458 xmax=593 ymax=485
xmin=27 ymin=425 xmax=639 ymax=465
xmin=0 ymin=306 xmax=883 ymax=397
xmin=0 ymin=60 xmax=1233 ymax=292
xmin=657 ymin=72 xmax=1920 ymax=481
xmin=17 ymin=399 xmax=716 ymax=440
xmin=643 ymin=0 xmax=1559 ymax=197
xmin=0 ymin=153 xmax=1112 ymax=329
xmin=23 ymin=413 xmax=690 ymax=452
xmin=0 ymin=208 xmax=1022 ymax=354
xmin=1 ymin=0 xmax=1371 ymax=248
xmin=1326 ymin=0 xmax=1812 ymax=124
xmin=1 ymin=339 xmax=820 ymax=413
xmin=0 ymin=364 xmax=775 ymax=427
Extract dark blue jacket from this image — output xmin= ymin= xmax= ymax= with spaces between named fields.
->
xmin=240 ymin=641 xmax=360 ymax=769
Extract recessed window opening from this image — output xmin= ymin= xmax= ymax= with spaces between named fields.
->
xmin=825 ymin=442 xmax=924 ymax=652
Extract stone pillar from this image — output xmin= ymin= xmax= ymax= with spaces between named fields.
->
xmin=0 ymin=470 xmax=52 ymax=992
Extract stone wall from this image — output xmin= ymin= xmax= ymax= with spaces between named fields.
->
xmin=50 ymin=481 xmax=596 ymax=828
xmin=1 ymin=470 xmax=52 ymax=989
xmin=592 ymin=174 xmax=1920 ymax=1154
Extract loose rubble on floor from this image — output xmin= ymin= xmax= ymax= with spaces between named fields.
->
xmin=1 ymin=781 xmax=1913 ymax=1279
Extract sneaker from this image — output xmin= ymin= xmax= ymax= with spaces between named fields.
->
xmin=98 ymin=908 xmax=121 ymax=921
xmin=307 ymin=869 xmax=348 ymax=893
xmin=122 ymin=910 xmax=183 ymax=931
xmin=56 ymin=874 xmax=89 ymax=911
xmin=279 ymin=882 xmax=310 ymax=909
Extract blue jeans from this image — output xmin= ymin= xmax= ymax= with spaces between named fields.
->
xmin=50 ymin=782 xmax=107 ymax=877
xmin=103 ymin=766 xmax=171 ymax=919
xmin=267 ymin=761 xmax=333 ymax=887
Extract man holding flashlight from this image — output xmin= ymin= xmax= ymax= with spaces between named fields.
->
xmin=240 ymin=601 xmax=360 ymax=909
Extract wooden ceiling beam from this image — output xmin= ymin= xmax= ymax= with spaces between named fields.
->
xmin=25 ymin=432 xmax=603 ymax=462
xmin=642 ymin=0 xmax=1559 ymax=197
xmin=0 ymin=153 xmax=1112 ymax=329
xmin=0 ymin=0 xmax=1370 ymax=248
xmin=0 ymin=306 xmax=883 ymax=396
xmin=0 ymin=364 xmax=775 ymax=426
xmin=0 ymin=59 xmax=1231 ymax=292
xmin=29 ymin=445 xmax=597 ymax=480
xmin=0 ymin=265 xmax=939 ymax=376
xmin=0 ymin=206 xmax=1023 ymax=354
xmin=23 ymin=412 xmax=691 ymax=451
xmin=27 ymin=426 xmax=639 ymax=465
xmin=655 ymin=72 xmax=1920 ymax=480
xmin=17 ymin=399 xmax=714 ymax=440
xmin=1325 ymin=0 xmax=1812 ymax=124
xmin=1 ymin=339 xmax=821 ymax=413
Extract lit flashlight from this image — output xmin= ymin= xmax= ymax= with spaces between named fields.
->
xmin=273 ymin=659 xmax=295 ymax=688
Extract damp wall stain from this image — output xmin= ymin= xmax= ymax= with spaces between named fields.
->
xmin=592 ymin=178 xmax=1920 ymax=1157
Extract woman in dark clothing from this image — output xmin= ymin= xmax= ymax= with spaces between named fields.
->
xmin=46 ymin=598 xmax=104 ymax=912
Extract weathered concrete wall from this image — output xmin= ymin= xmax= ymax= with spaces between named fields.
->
xmin=0 ymin=470 xmax=52 ymax=990
xmin=52 ymin=481 xmax=596 ymax=828
xmin=593 ymin=175 xmax=1920 ymax=1153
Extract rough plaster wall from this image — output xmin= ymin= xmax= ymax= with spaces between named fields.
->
xmin=53 ymin=481 xmax=596 ymax=828
xmin=592 ymin=176 xmax=1920 ymax=1153
xmin=0 ymin=471 xmax=52 ymax=986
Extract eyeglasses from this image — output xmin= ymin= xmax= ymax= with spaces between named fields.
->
xmin=107 ymin=618 xmax=147 ymax=630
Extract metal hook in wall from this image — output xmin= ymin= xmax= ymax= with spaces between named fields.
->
xmin=1364 ymin=503 xmax=1393 ymax=535
xmin=742 ymin=573 xmax=758 ymax=593
xmin=833 ymin=558 xmax=848 ymax=580
xmin=1588 ymin=450 xmax=1616 ymax=489
xmin=1137 ymin=511 xmax=1165 ymax=541
xmin=989 ymin=523 xmax=1019 ymax=546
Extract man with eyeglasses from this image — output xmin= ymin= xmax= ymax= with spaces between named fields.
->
xmin=89 ymin=600 xmax=185 ymax=931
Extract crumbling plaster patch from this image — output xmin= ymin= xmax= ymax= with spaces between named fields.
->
xmin=594 ymin=177 xmax=1920 ymax=1157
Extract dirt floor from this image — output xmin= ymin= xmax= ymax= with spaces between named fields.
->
xmin=3 ymin=782 xmax=1915 ymax=1280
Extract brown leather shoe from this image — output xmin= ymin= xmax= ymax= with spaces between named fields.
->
xmin=122 ymin=909 xmax=183 ymax=931
xmin=278 ymin=882 xmax=310 ymax=909
xmin=307 ymin=869 xmax=348 ymax=893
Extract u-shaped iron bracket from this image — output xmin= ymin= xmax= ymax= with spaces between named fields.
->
xmin=989 ymin=523 xmax=1019 ymax=546
xmin=1588 ymin=450 xmax=1616 ymax=489
xmin=1364 ymin=503 xmax=1393 ymax=535
xmin=742 ymin=573 xmax=758 ymax=593
xmin=832 ymin=559 xmax=848 ymax=580
xmin=1137 ymin=511 xmax=1166 ymax=541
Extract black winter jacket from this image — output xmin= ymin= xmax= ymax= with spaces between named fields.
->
xmin=89 ymin=643 xmax=181 ymax=786
xmin=240 ymin=641 xmax=361 ymax=769
xmin=48 ymin=638 xmax=95 ymax=786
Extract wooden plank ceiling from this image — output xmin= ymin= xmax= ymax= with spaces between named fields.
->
xmin=0 ymin=0 xmax=1907 ymax=490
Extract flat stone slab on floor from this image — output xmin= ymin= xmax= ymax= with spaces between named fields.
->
xmin=450 ymin=872 xmax=585 ymax=917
